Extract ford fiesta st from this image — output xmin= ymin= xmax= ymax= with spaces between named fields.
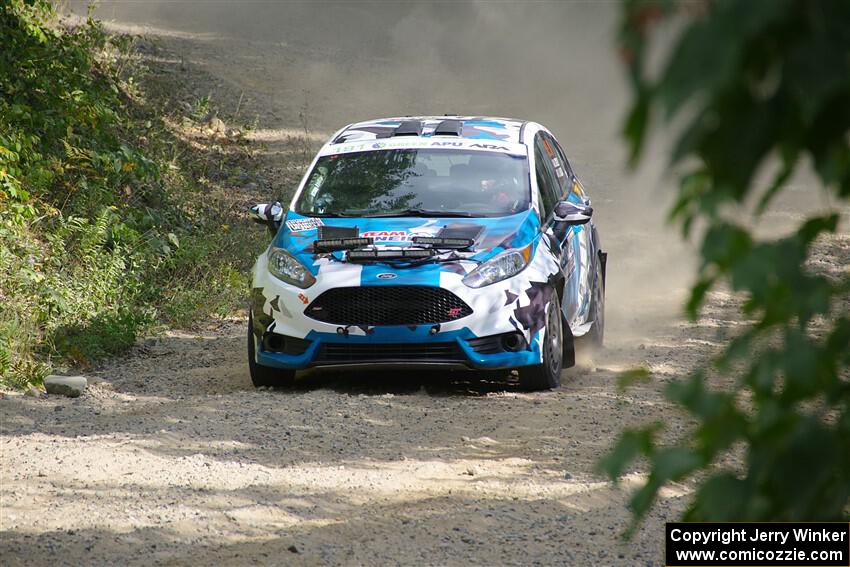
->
xmin=248 ymin=116 xmax=606 ymax=390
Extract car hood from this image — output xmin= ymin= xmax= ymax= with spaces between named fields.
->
xmin=274 ymin=210 xmax=541 ymax=275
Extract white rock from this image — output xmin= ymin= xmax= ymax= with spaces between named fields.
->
xmin=44 ymin=375 xmax=87 ymax=398
xmin=208 ymin=117 xmax=226 ymax=134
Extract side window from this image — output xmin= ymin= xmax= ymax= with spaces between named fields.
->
xmin=541 ymin=133 xmax=571 ymax=196
xmin=534 ymin=133 xmax=560 ymax=219
xmin=547 ymin=133 xmax=587 ymax=203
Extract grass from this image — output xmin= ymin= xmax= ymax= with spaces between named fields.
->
xmin=0 ymin=2 xmax=267 ymax=388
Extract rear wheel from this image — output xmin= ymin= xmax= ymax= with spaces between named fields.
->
xmin=247 ymin=313 xmax=296 ymax=388
xmin=518 ymin=293 xmax=563 ymax=391
xmin=585 ymin=256 xmax=605 ymax=349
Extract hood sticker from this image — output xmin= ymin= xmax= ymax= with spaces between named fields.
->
xmin=361 ymin=230 xmax=412 ymax=242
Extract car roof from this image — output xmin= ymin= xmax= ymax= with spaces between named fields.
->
xmin=330 ymin=116 xmax=531 ymax=146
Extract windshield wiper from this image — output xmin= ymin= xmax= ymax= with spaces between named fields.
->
xmin=359 ymin=208 xmax=474 ymax=218
xmin=300 ymin=212 xmax=359 ymax=217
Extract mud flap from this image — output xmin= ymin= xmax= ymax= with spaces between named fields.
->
xmin=562 ymin=317 xmax=576 ymax=368
xmin=599 ymin=250 xmax=608 ymax=290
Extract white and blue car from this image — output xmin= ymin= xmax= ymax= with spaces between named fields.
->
xmin=248 ymin=116 xmax=606 ymax=390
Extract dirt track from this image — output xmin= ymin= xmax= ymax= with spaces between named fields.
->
xmin=2 ymin=316 xmax=706 ymax=566
xmin=2 ymin=4 xmax=847 ymax=566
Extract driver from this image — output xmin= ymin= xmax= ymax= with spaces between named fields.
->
xmin=469 ymin=158 xmax=521 ymax=212
xmin=449 ymin=158 xmax=524 ymax=213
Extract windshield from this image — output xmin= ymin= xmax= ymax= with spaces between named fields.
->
xmin=294 ymin=149 xmax=530 ymax=217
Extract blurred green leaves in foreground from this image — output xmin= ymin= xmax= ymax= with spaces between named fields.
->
xmin=599 ymin=0 xmax=850 ymax=526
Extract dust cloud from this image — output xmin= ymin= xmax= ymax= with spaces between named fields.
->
xmin=65 ymin=0 xmax=695 ymax=342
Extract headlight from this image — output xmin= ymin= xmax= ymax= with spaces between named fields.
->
xmin=462 ymin=243 xmax=533 ymax=288
xmin=267 ymin=248 xmax=316 ymax=288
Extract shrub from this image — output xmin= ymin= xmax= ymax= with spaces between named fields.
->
xmin=600 ymin=0 xmax=850 ymax=526
xmin=0 ymin=1 xmax=256 ymax=388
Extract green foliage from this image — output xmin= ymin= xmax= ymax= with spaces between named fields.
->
xmin=52 ymin=308 xmax=152 ymax=365
xmin=0 ymin=1 xmax=254 ymax=389
xmin=600 ymin=0 xmax=850 ymax=525
xmin=190 ymin=95 xmax=212 ymax=122
xmin=0 ymin=1 xmax=152 ymax=220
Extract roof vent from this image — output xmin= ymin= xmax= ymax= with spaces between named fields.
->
xmin=393 ymin=120 xmax=423 ymax=137
xmin=433 ymin=119 xmax=463 ymax=137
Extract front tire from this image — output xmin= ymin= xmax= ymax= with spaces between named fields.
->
xmin=518 ymin=293 xmax=563 ymax=391
xmin=247 ymin=313 xmax=296 ymax=388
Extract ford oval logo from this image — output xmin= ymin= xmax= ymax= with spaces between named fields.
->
xmin=376 ymin=273 xmax=397 ymax=280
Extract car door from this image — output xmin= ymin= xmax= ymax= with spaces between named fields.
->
xmin=544 ymin=132 xmax=598 ymax=331
xmin=533 ymin=132 xmax=580 ymax=325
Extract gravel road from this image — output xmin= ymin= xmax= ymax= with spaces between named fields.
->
xmin=3 ymin=3 xmax=847 ymax=565
xmin=2 ymin=316 xmax=702 ymax=566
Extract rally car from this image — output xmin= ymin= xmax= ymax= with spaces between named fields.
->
xmin=248 ymin=116 xmax=606 ymax=390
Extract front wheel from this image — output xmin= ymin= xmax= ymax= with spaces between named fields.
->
xmin=518 ymin=293 xmax=563 ymax=391
xmin=247 ymin=313 xmax=296 ymax=388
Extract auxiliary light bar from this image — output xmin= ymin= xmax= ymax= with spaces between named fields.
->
xmin=313 ymin=237 xmax=373 ymax=252
xmin=347 ymin=248 xmax=435 ymax=261
xmin=411 ymin=236 xmax=474 ymax=249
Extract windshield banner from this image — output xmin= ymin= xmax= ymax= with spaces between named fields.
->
xmin=320 ymin=138 xmax=527 ymax=158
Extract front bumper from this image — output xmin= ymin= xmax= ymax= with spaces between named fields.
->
xmin=252 ymin=324 xmax=543 ymax=371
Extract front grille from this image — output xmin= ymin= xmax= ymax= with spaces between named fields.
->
xmin=315 ymin=342 xmax=464 ymax=364
xmin=305 ymin=286 xmax=472 ymax=326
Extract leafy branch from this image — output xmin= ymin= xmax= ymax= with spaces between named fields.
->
xmin=599 ymin=0 xmax=850 ymax=526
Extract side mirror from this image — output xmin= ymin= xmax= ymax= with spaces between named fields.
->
xmin=249 ymin=202 xmax=284 ymax=236
xmin=553 ymin=200 xmax=592 ymax=225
